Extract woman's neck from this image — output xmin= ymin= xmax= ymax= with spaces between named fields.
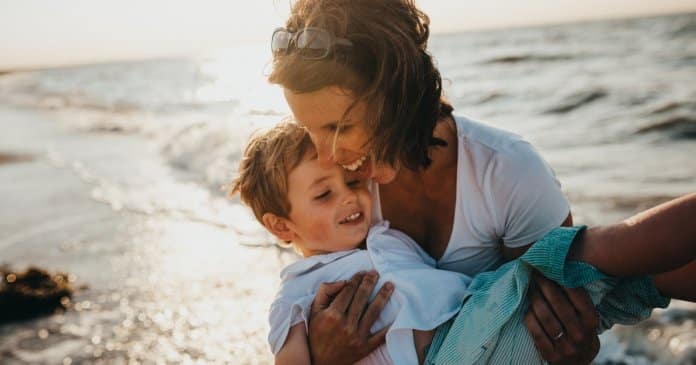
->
xmin=377 ymin=116 xmax=459 ymax=258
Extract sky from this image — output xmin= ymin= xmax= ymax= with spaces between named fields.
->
xmin=1 ymin=0 xmax=695 ymax=70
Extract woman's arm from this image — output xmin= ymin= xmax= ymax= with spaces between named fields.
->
xmin=276 ymin=323 xmax=311 ymax=365
xmin=567 ymin=193 xmax=696 ymax=277
xmin=653 ymin=261 xmax=696 ymax=301
xmin=307 ymin=271 xmax=393 ymax=365
xmin=488 ymin=139 xmax=603 ymax=364
xmin=501 ymin=213 xmax=574 ymax=260
xmin=567 ymin=193 xmax=696 ymax=300
xmin=505 ymin=212 xmax=602 ymax=365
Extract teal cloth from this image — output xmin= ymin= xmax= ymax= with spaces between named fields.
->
xmin=425 ymin=226 xmax=670 ymax=365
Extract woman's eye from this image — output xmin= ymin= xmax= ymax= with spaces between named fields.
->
xmin=347 ymin=179 xmax=361 ymax=187
xmin=325 ymin=123 xmax=350 ymax=134
xmin=314 ymin=190 xmax=331 ymax=200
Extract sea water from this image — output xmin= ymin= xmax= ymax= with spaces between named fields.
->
xmin=0 ymin=12 xmax=694 ymax=364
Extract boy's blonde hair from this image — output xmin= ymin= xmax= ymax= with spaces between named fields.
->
xmin=228 ymin=121 xmax=314 ymax=223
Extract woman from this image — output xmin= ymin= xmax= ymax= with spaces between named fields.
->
xmin=268 ymin=0 xmax=600 ymax=363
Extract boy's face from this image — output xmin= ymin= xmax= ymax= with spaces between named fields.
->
xmin=283 ymin=152 xmax=373 ymax=257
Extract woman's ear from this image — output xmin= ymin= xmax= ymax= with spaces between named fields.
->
xmin=262 ymin=213 xmax=295 ymax=243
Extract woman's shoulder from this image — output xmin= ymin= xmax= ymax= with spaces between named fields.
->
xmin=452 ymin=115 xmax=542 ymax=172
xmin=426 ymin=115 xmax=547 ymax=190
xmin=454 ymin=115 xmax=530 ymax=152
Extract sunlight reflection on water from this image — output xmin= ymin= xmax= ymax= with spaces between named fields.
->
xmin=2 ymin=214 xmax=296 ymax=364
xmin=1 ymin=13 xmax=695 ymax=364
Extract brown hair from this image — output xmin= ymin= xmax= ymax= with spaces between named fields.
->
xmin=228 ymin=120 xmax=314 ymax=223
xmin=269 ymin=0 xmax=453 ymax=170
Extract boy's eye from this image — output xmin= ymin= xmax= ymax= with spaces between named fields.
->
xmin=314 ymin=190 xmax=331 ymax=200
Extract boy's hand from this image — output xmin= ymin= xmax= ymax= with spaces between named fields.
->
xmin=307 ymin=271 xmax=393 ymax=365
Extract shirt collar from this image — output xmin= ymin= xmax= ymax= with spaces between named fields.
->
xmin=280 ymin=249 xmax=363 ymax=282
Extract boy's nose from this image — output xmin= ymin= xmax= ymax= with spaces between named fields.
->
xmin=341 ymin=189 xmax=358 ymax=206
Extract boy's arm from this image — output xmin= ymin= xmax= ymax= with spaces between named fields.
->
xmin=276 ymin=323 xmax=311 ymax=365
xmin=567 ymin=193 xmax=696 ymax=278
xmin=414 ymin=330 xmax=435 ymax=365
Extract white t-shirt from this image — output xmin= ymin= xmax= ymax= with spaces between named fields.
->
xmin=268 ymin=222 xmax=471 ymax=365
xmin=372 ymin=115 xmax=570 ymax=277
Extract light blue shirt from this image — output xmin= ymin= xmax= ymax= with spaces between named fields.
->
xmin=267 ymin=221 xmax=470 ymax=365
xmin=425 ymin=226 xmax=670 ymax=365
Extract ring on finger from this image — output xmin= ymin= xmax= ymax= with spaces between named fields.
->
xmin=552 ymin=330 xmax=565 ymax=341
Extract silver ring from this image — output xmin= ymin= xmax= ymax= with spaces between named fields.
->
xmin=552 ymin=330 xmax=565 ymax=341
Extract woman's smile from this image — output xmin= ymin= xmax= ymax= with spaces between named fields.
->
xmin=341 ymin=155 xmax=367 ymax=171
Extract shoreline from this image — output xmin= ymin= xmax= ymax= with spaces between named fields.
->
xmin=0 ymin=103 xmax=284 ymax=364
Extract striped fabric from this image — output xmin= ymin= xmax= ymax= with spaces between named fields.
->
xmin=425 ymin=226 xmax=670 ymax=365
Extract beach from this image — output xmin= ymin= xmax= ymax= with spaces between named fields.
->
xmin=0 ymin=104 xmax=290 ymax=364
xmin=1 ymin=12 xmax=695 ymax=364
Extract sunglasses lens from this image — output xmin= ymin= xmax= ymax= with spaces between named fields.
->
xmin=271 ymin=30 xmax=292 ymax=54
xmin=297 ymin=29 xmax=331 ymax=59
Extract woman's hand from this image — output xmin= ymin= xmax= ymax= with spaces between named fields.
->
xmin=524 ymin=271 xmax=600 ymax=365
xmin=308 ymin=271 xmax=394 ymax=365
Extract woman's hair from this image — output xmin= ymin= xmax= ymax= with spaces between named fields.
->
xmin=269 ymin=0 xmax=453 ymax=170
xmin=227 ymin=120 xmax=315 ymax=224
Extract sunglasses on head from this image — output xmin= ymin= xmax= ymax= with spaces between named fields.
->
xmin=271 ymin=27 xmax=353 ymax=60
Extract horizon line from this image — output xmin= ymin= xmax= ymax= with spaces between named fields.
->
xmin=1 ymin=9 xmax=693 ymax=73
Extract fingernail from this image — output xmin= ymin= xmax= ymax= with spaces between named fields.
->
xmin=385 ymin=282 xmax=394 ymax=291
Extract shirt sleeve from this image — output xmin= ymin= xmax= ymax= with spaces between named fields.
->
xmin=487 ymin=140 xmax=570 ymax=247
xmin=267 ymin=296 xmax=313 ymax=355
xmin=519 ymin=227 xmax=671 ymax=332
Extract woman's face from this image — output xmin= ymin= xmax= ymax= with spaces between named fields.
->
xmin=284 ymin=86 xmax=370 ymax=170
xmin=284 ymin=86 xmax=399 ymax=183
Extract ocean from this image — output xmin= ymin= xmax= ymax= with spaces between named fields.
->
xmin=0 ymin=12 xmax=694 ymax=364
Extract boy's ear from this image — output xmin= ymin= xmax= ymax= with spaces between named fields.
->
xmin=262 ymin=213 xmax=295 ymax=243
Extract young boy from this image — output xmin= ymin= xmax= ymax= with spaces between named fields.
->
xmin=229 ymin=121 xmax=695 ymax=365
xmin=230 ymin=121 xmax=463 ymax=364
